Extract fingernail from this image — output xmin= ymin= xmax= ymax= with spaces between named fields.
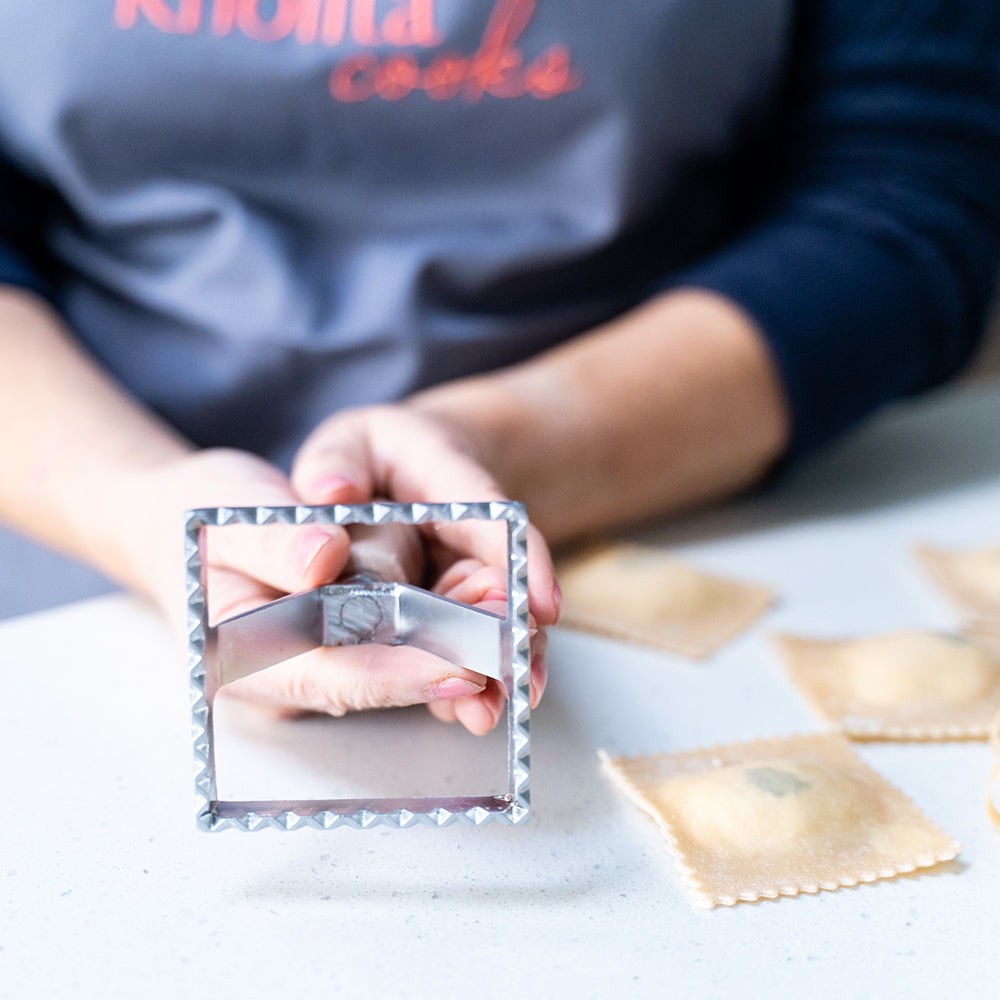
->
xmin=295 ymin=529 xmax=334 ymax=576
xmin=551 ymin=579 xmax=563 ymax=618
xmin=483 ymin=588 xmax=507 ymax=604
xmin=310 ymin=474 xmax=358 ymax=503
xmin=430 ymin=676 xmax=487 ymax=701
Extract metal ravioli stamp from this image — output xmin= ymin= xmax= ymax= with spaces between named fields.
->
xmin=186 ymin=501 xmax=531 ymax=832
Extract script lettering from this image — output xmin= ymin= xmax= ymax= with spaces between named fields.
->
xmin=330 ymin=0 xmax=580 ymax=102
xmin=113 ymin=0 xmax=580 ymax=102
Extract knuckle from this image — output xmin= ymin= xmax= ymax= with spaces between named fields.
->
xmin=350 ymin=649 xmax=402 ymax=709
xmin=288 ymin=660 xmax=347 ymax=717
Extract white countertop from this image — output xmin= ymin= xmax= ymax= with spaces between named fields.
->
xmin=3 ymin=381 xmax=1000 ymax=999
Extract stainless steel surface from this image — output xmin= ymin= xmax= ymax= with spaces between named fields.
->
xmin=186 ymin=501 xmax=531 ymax=832
xmin=395 ymin=585 xmax=502 ymax=680
xmin=213 ymin=580 xmax=503 ymax=684
xmin=215 ymin=589 xmax=324 ymax=686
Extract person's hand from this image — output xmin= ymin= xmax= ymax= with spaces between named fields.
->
xmin=121 ymin=446 xmax=510 ymax=732
xmin=289 ymin=404 xmax=561 ymax=733
xmin=121 ymin=446 xmax=351 ymax=632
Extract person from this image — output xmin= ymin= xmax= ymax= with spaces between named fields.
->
xmin=1 ymin=0 xmax=998 ymax=733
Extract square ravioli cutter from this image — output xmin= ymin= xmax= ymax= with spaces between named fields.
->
xmin=186 ymin=501 xmax=531 ymax=832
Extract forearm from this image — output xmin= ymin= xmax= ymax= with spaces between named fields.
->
xmin=411 ymin=288 xmax=791 ymax=543
xmin=0 ymin=285 xmax=194 ymax=598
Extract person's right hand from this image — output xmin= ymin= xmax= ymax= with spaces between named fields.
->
xmin=121 ymin=446 xmax=500 ymax=730
xmin=288 ymin=403 xmax=561 ymax=733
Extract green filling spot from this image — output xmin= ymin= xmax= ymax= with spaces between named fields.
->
xmin=745 ymin=766 xmax=810 ymax=797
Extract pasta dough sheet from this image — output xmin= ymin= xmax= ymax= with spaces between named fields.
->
xmin=556 ymin=543 xmax=775 ymax=659
xmin=916 ymin=542 xmax=1000 ymax=624
xmin=773 ymin=630 xmax=1000 ymax=740
xmin=601 ymin=733 xmax=960 ymax=908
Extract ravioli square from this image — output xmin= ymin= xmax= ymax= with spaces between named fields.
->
xmin=916 ymin=542 xmax=1000 ymax=624
xmin=773 ymin=630 xmax=1000 ymax=740
xmin=556 ymin=543 xmax=775 ymax=658
xmin=601 ymin=733 xmax=960 ymax=908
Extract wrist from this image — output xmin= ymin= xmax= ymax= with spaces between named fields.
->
xmin=87 ymin=443 xmax=198 ymax=616
xmin=408 ymin=372 xmax=546 ymax=502
xmin=411 ymin=288 xmax=792 ymax=542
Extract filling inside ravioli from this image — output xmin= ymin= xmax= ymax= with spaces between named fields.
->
xmin=842 ymin=632 xmax=992 ymax=707
xmin=650 ymin=759 xmax=866 ymax=854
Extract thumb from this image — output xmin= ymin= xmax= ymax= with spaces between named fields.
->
xmin=291 ymin=409 xmax=377 ymax=505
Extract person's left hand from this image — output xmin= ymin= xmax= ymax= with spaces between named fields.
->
xmin=288 ymin=403 xmax=560 ymax=733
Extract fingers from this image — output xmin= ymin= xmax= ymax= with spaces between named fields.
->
xmin=162 ymin=447 xmax=353 ymax=598
xmin=175 ymin=438 xmax=553 ymax=738
xmin=343 ymin=521 xmax=425 ymax=584
xmin=425 ymin=634 xmax=545 ymax=733
xmin=427 ymin=522 xmax=561 ymax=626
xmin=437 ymin=569 xmax=549 ymax=710
xmin=293 ymin=407 xmax=561 ymax=624
xmin=426 ymin=678 xmax=507 ymax=735
xmin=282 ymin=404 xmax=558 ymax=735
xmin=207 ymin=523 xmax=352 ymax=597
xmin=215 ymin=586 xmax=548 ymax=732
xmin=434 ymin=561 xmax=508 ymax=604
xmin=290 ymin=409 xmax=378 ymax=505
xmin=427 ymin=593 xmax=548 ymax=734
xmin=292 ymin=407 xmax=504 ymax=506
xmin=204 ymin=565 xmax=284 ymax=626
xmin=220 ymin=643 xmax=490 ymax=718
xmin=529 ymin=623 xmax=548 ymax=709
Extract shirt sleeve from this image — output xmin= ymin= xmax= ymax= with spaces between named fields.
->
xmin=673 ymin=0 xmax=1000 ymax=460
